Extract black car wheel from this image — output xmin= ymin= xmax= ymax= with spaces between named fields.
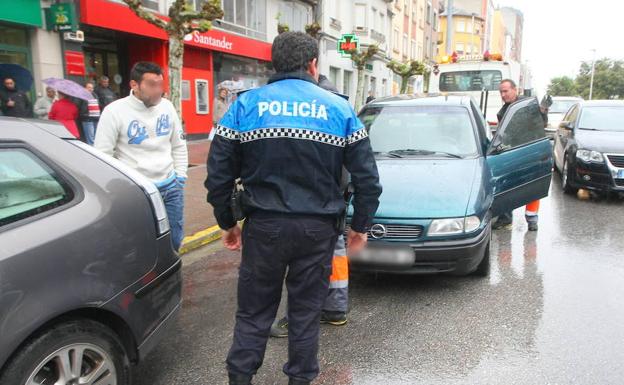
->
xmin=561 ymin=156 xmax=578 ymax=195
xmin=0 ymin=319 xmax=130 ymax=385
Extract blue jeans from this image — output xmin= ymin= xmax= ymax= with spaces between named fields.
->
xmin=82 ymin=120 xmax=97 ymax=145
xmin=158 ymin=180 xmax=185 ymax=251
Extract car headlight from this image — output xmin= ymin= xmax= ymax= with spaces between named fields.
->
xmin=428 ymin=216 xmax=481 ymax=236
xmin=576 ymin=149 xmax=604 ymax=163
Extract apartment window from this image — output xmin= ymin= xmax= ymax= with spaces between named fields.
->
xmin=466 ymin=21 xmax=473 ymax=33
xmin=329 ymin=66 xmax=340 ymax=88
xmin=393 ymin=27 xmax=400 ymax=52
xmin=425 ymin=36 xmax=430 ymax=58
xmin=456 ymin=42 xmax=465 ymax=55
xmin=418 ymin=44 xmax=423 ymax=60
xmin=411 ymin=39 xmax=417 ymax=59
xmin=426 ymin=1 xmax=432 ymax=24
xmin=343 ymin=70 xmax=352 ymax=97
xmin=218 ymin=0 xmax=267 ymax=40
xmin=355 ymin=3 xmax=367 ymax=29
xmin=456 ymin=20 xmax=465 ymax=33
xmin=141 ymin=0 xmax=159 ymax=11
xmin=403 ymin=34 xmax=408 ymax=56
xmin=419 ymin=6 xmax=425 ymax=29
xmin=371 ymin=7 xmax=377 ymax=29
xmin=278 ymin=1 xmax=311 ymax=32
xmin=433 ymin=11 xmax=438 ymax=30
xmin=380 ymin=12 xmax=385 ymax=32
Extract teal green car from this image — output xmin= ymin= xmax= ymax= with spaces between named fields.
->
xmin=347 ymin=94 xmax=552 ymax=276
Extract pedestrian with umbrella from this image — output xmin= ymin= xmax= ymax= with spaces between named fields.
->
xmin=48 ymin=92 xmax=79 ymax=138
xmin=43 ymin=77 xmax=95 ymax=139
xmin=0 ymin=77 xmax=33 ymax=118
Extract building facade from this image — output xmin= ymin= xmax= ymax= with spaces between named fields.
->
xmin=1 ymin=1 xmax=64 ymax=102
xmin=318 ymin=0 xmax=394 ymax=106
xmin=500 ymin=6 xmax=523 ymax=62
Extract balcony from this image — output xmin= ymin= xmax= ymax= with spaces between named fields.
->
xmin=371 ymin=29 xmax=386 ymax=43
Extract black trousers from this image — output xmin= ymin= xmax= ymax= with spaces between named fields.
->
xmin=226 ymin=212 xmax=339 ymax=382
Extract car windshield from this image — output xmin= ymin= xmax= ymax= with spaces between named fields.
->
xmin=360 ymin=105 xmax=478 ymax=158
xmin=578 ymin=106 xmax=624 ymax=132
xmin=550 ymin=100 xmax=579 ymax=113
xmin=439 ymin=70 xmax=503 ymax=92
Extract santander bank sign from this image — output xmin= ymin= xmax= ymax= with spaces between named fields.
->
xmin=184 ymin=31 xmax=233 ymax=51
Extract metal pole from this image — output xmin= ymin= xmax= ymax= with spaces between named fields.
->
xmin=589 ymin=49 xmax=596 ymax=100
xmin=446 ymin=0 xmax=453 ymax=55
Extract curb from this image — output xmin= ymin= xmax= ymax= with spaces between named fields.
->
xmin=179 ymin=225 xmax=222 ymax=254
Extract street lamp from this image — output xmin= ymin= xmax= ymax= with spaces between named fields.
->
xmin=589 ymin=48 xmax=596 ymax=100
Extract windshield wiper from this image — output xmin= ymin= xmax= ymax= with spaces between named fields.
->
xmin=578 ymin=127 xmax=599 ymax=131
xmin=388 ymin=149 xmax=463 ymax=158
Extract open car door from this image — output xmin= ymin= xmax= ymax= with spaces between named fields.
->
xmin=486 ymin=97 xmax=553 ymax=217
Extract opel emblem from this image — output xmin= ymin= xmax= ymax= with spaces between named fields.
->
xmin=370 ymin=224 xmax=387 ymax=239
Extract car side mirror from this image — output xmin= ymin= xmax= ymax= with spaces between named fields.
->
xmin=559 ymin=121 xmax=573 ymax=131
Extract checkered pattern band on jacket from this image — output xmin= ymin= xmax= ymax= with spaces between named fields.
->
xmin=217 ymin=126 xmax=369 ymax=147
xmin=239 ymin=128 xmax=347 ymax=147
xmin=215 ymin=125 xmax=240 ymax=140
xmin=347 ymin=128 xmax=369 ymax=144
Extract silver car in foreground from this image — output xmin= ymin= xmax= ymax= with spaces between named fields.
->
xmin=0 ymin=118 xmax=182 ymax=385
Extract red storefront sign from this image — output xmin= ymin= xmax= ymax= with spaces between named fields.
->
xmin=80 ymin=0 xmax=272 ymax=61
xmin=65 ymin=50 xmax=86 ymax=76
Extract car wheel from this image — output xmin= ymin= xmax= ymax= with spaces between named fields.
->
xmin=0 ymin=319 xmax=130 ymax=385
xmin=472 ymin=242 xmax=491 ymax=277
xmin=561 ymin=156 xmax=578 ymax=195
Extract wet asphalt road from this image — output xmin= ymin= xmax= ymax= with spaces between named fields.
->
xmin=134 ymin=180 xmax=624 ymax=385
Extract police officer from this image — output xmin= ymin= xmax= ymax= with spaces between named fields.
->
xmin=493 ymin=79 xmax=548 ymax=231
xmin=205 ymin=32 xmax=382 ymax=385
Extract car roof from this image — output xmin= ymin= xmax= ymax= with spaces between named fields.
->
xmin=365 ymin=93 xmax=474 ymax=108
xmin=578 ymin=100 xmax=624 ymax=108
xmin=0 ymin=117 xmax=74 ymax=139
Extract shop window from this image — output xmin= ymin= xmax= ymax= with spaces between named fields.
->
xmin=0 ymin=25 xmax=28 ymax=47
xmin=212 ymin=52 xmax=273 ymax=107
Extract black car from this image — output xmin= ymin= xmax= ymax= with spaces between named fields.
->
xmin=0 ymin=118 xmax=182 ymax=385
xmin=553 ymin=100 xmax=624 ymax=194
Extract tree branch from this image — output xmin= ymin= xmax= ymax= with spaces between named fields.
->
xmin=123 ymin=0 xmax=168 ymax=30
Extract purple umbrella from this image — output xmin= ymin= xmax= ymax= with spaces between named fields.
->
xmin=42 ymin=78 xmax=94 ymax=101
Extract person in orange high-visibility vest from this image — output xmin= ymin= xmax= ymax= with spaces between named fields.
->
xmin=492 ymin=79 xmax=547 ymax=231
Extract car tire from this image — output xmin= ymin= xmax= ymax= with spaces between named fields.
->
xmin=472 ymin=242 xmax=491 ymax=277
xmin=561 ymin=156 xmax=578 ymax=195
xmin=0 ymin=319 xmax=130 ymax=385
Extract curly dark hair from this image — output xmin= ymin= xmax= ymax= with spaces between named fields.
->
xmin=271 ymin=31 xmax=319 ymax=73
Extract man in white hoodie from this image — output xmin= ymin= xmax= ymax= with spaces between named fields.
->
xmin=95 ymin=61 xmax=188 ymax=250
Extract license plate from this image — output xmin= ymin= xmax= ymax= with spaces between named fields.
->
xmin=618 ymin=170 xmax=624 ymax=178
xmin=351 ymin=246 xmax=415 ymax=266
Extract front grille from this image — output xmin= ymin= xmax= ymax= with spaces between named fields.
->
xmin=615 ymin=179 xmax=624 ymax=187
xmin=345 ymin=224 xmax=424 ymax=240
xmin=607 ymin=154 xmax=624 ymax=168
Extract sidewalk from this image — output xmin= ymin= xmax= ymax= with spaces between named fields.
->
xmin=181 ymin=139 xmax=221 ymax=253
